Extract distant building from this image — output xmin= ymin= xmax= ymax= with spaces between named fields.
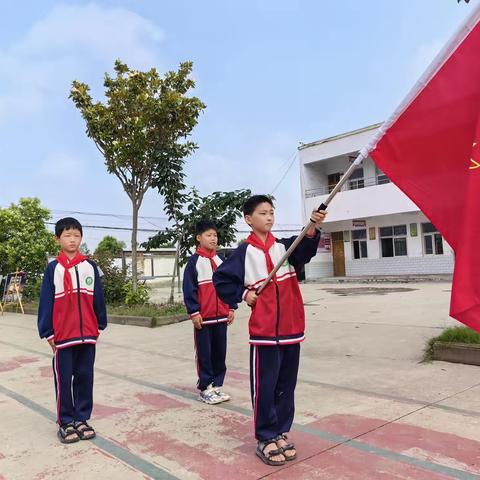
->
xmin=120 ymin=248 xmax=180 ymax=279
xmin=299 ymin=124 xmax=454 ymax=278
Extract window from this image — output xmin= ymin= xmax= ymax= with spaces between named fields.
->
xmin=352 ymin=229 xmax=367 ymax=259
xmin=422 ymin=223 xmax=444 ymax=255
xmin=349 ymin=168 xmax=365 ymax=190
xmin=327 ymin=173 xmax=342 ymax=193
xmin=376 ymin=167 xmax=390 ymax=185
xmin=380 ymin=225 xmax=407 ymax=257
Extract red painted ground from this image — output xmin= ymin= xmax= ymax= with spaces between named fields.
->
xmin=310 ymin=414 xmax=480 ymax=474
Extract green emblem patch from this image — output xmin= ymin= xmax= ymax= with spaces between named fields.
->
xmin=85 ymin=276 xmax=93 ymax=286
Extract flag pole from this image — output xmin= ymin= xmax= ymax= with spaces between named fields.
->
xmin=256 ymin=148 xmax=368 ymax=295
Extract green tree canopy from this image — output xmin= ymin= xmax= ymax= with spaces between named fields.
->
xmin=70 ymin=59 xmax=206 ymax=289
xmin=144 ymin=188 xmax=251 ymax=266
xmin=95 ymin=235 xmax=126 ymax=256
xmin=0 ymin=198 xmax=58 ymax=279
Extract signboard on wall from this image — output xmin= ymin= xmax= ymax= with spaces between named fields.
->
xmin=352 ymin=219 xmax=367 ymax=228
xmin=317 ymin=233 xmax=331 ymax=253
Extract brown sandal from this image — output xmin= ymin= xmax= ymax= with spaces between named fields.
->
xmin=275 ymin=433 xmax=296 ymax=461
xmin=256 ymin=440 xmax=286 ymax=466
xmin=58 ymin=423 xmax=80 ymax=444
xmin=74 ymin=421 xmax=96 ymax=440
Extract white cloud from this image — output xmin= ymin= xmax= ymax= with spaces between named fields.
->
xmin=0 ymin=3 xmax=164 ymax=123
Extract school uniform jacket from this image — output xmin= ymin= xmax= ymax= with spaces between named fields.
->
xmin=37 ymin=259 xmax=107 ymax=349
xmin=183 ymin=252 xmax=237 ymax=324
xmin=213 ymin=232 xmax=320 ymax=345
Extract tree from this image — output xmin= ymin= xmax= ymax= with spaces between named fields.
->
xmin=70 ymin=60 xmax=206 ymax=290
xmin=144 ymin=188 xmax=251 ymax=301
xmin=0 ymin=198 xmax=58 ymax=279
xmin=95 ymin=235 xmax=126 ymax=256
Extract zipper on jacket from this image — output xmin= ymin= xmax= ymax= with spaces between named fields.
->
xmin=275 ymin=282 xmax=280 ymax=342
xmin=74 ymin=266 xmax=84 ymax=341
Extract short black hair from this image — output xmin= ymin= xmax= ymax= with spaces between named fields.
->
xmin=243 ymin=195 xmax=275 ymax=216
xmin=195 ymin=220 xmax=217 ymax=236
xmin=55 ymin=217 xmax=83 ymax=237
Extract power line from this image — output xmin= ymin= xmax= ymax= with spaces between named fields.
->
xmin=45 ymin=222 xmax=300 ymax=234
xmin=271 ymin=152 xmax=298 ymax=195
xmin=50 ymin=209 xmax=168 ymax=221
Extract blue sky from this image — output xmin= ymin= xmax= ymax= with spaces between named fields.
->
xmin=0 ymin=0 xmax=475 ymax=248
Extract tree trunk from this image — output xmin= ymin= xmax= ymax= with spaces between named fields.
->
xmin=169 ymin=240 xmax=180 ymax=303
xmin=176 ymin=251 xmax=181 ymax=293
xmin=131 ymin=200 xmax=139 ymax=291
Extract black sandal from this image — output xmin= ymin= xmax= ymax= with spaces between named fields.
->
xmin=275 ymin=433 xmax=297 ymax=461
xmin=256 ymin=440 xmax=286 ymax=466
xmin=57 ymin=423 xmax=80 ymax=444
xmin=74 ymin=421 xmax=96 ymax=440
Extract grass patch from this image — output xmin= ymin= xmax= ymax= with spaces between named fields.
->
xmin=107 ymin=302 xmax=186 ymax=318
xmin=2 ymin=301 xmax=38 ymax=312
xmin=6 ymin=300 xmax=186 ymax=319
xmin=424 ymin=326 xmax=480 ymax=361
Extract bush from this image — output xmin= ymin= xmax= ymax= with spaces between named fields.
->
xmin=94 ymin=251 xmax=127 ymax=305
xmin=124 ymin=282 xmax=150 ymax=306
xmin=424 ymin=326 xmax=480 ymax=361
xmin=22 ymin=276 xmax=43 ymax=302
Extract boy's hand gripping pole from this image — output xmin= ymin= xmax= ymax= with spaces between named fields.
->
xmin=255 ymin=149 xmax=367 ymax=295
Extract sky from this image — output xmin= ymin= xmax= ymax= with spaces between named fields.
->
xmin=0 ymin=0 xmax=475 ymax=249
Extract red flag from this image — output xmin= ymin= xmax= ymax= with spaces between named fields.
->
xmin=368 ymin=7 xmax=480 ymax=332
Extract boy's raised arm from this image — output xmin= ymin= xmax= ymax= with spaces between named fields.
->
xmin=278 ymin=229 xmax=321 ymax=269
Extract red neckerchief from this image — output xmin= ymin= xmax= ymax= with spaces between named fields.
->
xmin=196 ymin=247 xmax=218 ymax=271
xmin=246 ymin=232 xmax=276 ymax=274
xmin=56 ymin=251 xmax=87 ymax=300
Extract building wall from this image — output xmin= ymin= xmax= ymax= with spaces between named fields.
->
xmin=118 ymin=251 xmax=183 ymax=279
xmin=306 ymin=212 xmax=454 ymax=278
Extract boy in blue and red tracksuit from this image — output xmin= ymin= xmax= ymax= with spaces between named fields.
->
xmin=38 ymin=217 xmax=107 ymax=444
xmin=183 ymin=220 xmax=236 ymax=405
xmin=213 ymin=195 xmax=326 ymax=466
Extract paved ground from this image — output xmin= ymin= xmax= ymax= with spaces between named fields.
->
xmin=1 ymin=281 xmax=479 ymax=479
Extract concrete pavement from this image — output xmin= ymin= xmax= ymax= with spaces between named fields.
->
xmin=0 ymin=281 xmax=479 ymax=479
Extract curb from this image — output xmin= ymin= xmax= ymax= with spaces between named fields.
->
xmin=433 ymin=341 xmax=480 ymax=366
xmin=7 ymin=307 xmax=188 ymax=329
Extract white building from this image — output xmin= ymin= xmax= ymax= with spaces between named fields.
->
xmin=119 ymin=248 xmax=182 ymax=279
xmin=299 ymin=124 xmax=454 ymax=278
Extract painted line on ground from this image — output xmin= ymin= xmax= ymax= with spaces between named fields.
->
xmin=0 ymin=339 xmax=479 ymax=479
xmin=2 ymin=321 xmax=479 ymax=419
xmin=0 ymin=381 xmax=179 ymax=480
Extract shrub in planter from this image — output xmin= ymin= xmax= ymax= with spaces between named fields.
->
xmin=124 ymin=282 xmax=150 ymax=306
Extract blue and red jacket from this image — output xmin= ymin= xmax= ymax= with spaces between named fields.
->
xmin=183 ymin=249 xmax=237 ymax=324
xmin=37 ymin=258 xmax=107 ymax=349
xmin=213 ymin=231 xmax=320 ymax=345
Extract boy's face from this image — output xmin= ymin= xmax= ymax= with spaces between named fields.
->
xmin=56 ymin=228 xmax=82 ymax=256
xmin=245 ymin=202 xmax=275 ymax=234
xmin=196 ymin=229 xmax=218 ymax=251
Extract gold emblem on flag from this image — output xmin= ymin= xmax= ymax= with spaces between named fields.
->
xmin=470 ymin=142 xmax=480 ymax=170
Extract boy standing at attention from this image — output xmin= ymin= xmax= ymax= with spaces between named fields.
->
xmin=183 ymin=220 xmax=236 ymax=405
xmin=213 ymin=195 xmax=325 ymax=466
xmin=38 ymin=217 xmax=107 ymax=443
